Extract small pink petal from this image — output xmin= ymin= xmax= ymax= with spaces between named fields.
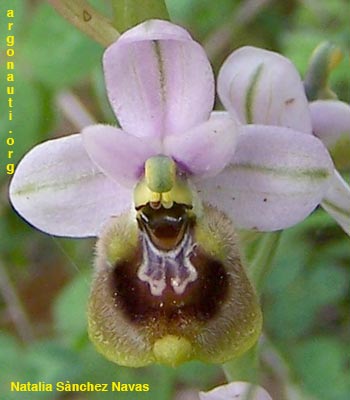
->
xmin=82 ymin=124 xmax=161 ymax=187
xmin=9 ymin=134 xmax=132 ymax=237
xmin=322 ymin=171 xmax=350 ymax=235
xmin=103 ymin=20 xmax=214 ymax=139
xmin=164 ymin=112 xmax=240 ymax=177
xmin=218 ymin=46 xmax=312 ymax=134
xmin=199 ymin=381 xmax=272 ymax=400
xmin=196 ymin=125 xmax=334 ymax=231
xmin=310 ymin=100 xmax=350 ymax=147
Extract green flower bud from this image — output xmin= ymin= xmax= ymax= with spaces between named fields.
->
xmin=304 ymin=42 xmax=343 ymax=101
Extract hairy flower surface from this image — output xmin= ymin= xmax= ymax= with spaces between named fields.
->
xmin=8 ymin=20 xmax=345 ymax=367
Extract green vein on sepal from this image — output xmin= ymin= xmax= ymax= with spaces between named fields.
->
xmin=153 ymin=41 xmax=166 ymax=106
xmin=245 ymin=63 xmax=264 ymax=124
xmin=230 ymin=163 xmax=331 ymax=181
xmin=12 ymin=172 xmax=103 ymax=196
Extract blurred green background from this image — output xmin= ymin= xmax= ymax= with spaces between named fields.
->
xmin=0 ymin=1 xmax=349 ymax=399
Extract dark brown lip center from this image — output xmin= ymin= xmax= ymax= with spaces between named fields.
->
xmin=110 ymin=204 xmax=229 ymax=333
xmin=111 ymin=247 xmax=229 ymax=332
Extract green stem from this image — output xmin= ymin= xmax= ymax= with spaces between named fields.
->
xmin=111 ymin=0 xmax=170 ymax=32
xmin=223 ymin=343 xmax=259 ymax=383
xmin=48 ymin=0 xmax=120 ymax=47
xmin=249 ymin=231 xmax=282 ymax=293
xmin=222 ymin=231 xmax=282 ymax=384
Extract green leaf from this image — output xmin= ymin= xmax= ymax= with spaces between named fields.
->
xmin=308 ymin=262 xmax=348 ymax=305
xmin=290 ymin=337 xmax=350 ymax=400
xmin=0 ymin=334 xmax=26 ymax=381
xmin=26 ymin=340 xmax=82 ymax=383
xmin=264 ymin=228 xmax=308 ymax=294
xmin=23 ymin=3 xmax=102 ymax=88
xmin=166 ymin=0 xmax=236 ymax=38
xmin=175 ymin=361 xmax=221 ymax=387
xmin=0 ymin=70 xmax=47 ymax=174
xmin=53 ymin=273 xmax=90 ymax=346
xmin=91 ymin=67 xmax=116 ymax=124
xmin=264 ymin=219 xmax=349 ymax=340
xmin=0 ymin=0 xmax=27 ymax=39
xmin=80 ymin=346 xmax=175 ymax=400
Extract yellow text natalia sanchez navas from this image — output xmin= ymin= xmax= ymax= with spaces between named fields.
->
xmin=4 ymin=8 xmax=15 ymax=175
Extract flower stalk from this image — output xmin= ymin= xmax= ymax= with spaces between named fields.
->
xmin=111 ymin=0 xmax=170 ymax=32
xmin=248 ymin=231 xmax=282 ymax=293
xmin=223 ymin=343 xmax=259 ymax=384
xmin=221 ymin=232 xmax=281 ymax=384
xmin=48 ymin=0 xmax=120 ymax=47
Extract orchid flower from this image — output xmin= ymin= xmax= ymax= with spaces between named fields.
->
xmin=216 ymin=46 xmax=350 ymax=235
xmin=10 ymin=23 xmax=335 ymax=238
xmin=9 ymin=19 xmax=239 ymax=238
xmin=9 ymin=20 xmax=336 ymax=368
xmin=199 ymin=381 xmax=272 ymax=400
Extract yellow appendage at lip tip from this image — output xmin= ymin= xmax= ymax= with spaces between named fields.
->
xmin=153 ymin=335 xmax=193 ymax=367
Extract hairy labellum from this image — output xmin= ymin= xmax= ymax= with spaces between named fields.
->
xmin=88 ymin=203 xmax=262 ymax=367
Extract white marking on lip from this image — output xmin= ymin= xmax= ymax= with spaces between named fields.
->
xmin=137 ymin=230 xmax=198 ymax=296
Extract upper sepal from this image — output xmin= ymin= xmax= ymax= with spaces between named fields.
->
xmin=103 ymin=20 xmax=215 ymax=139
